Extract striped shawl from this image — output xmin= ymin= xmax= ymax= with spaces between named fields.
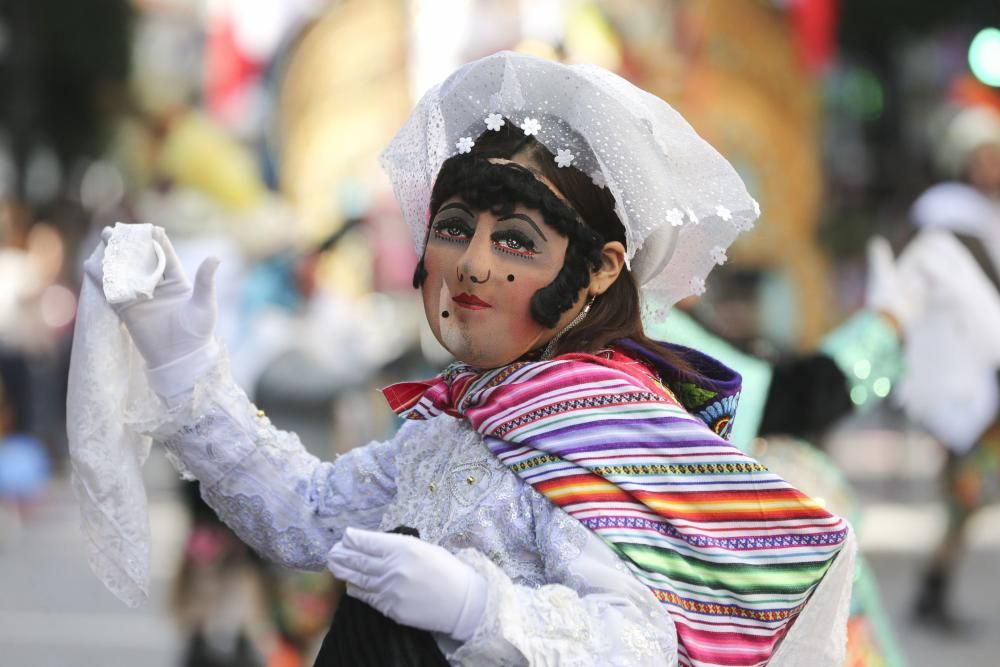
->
xmin=383 ymin=342 xmax=850 ymax=667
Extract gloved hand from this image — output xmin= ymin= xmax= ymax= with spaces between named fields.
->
xmin=865 ymin=236 xmax=923 ymax=331
xmin=84 ymin=226 xmax=220 ymax=396
xmin=327 ymin=527 xmax=487 ymax=642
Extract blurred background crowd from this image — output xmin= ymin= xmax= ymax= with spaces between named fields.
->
xmin=1 ymin=1 xmax=1000 ymax=666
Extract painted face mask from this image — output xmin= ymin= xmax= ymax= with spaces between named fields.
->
xmin=417 ymin=155 xmax=602 ymax=368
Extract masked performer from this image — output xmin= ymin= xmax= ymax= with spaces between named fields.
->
xmin=71 ymin=53 xmax=854 ymax=666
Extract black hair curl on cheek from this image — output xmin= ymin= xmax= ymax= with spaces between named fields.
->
xmin=412 ymin=258 xmax=428 ymax=288
xmin=530 ymin=230 xmax=603 ymax=328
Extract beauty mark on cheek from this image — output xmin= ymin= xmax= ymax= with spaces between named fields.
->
xmin=507 ymin=274 xmax=515 ymax=282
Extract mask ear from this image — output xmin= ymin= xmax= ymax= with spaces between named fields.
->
xmin=631 ymin=225 xmax=678 ymax=286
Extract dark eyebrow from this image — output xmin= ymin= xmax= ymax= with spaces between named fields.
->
xmin=436 ymin=202 xmax=474 ymax=216
xmin=498 ymin=213 xmax=548 ymax=241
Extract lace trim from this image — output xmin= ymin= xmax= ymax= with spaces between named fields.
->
xmin=452 ymin=549 xmax=673 ymax=667
xmin=532 ymin=493 xmax=588 ymax=588
xmin=68 ymin=225 xmax=170 ymax=607
xmin=200 ymin=491 xmax=329 ymax=570
xmin=101 ymin=223 xmax=165 ymax=304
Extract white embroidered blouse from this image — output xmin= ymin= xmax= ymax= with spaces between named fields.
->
xmin=155 ymin=359 xmax=678 ymax=666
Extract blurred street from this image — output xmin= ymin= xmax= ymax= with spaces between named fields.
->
xmin=0 ymin=450 xmax=185 ymax=667
xmin=869 ymin=552 xmax=1000 ymax=667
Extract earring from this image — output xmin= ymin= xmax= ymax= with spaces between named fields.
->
xmin=541 ymin=295 xmax=596 ymax=361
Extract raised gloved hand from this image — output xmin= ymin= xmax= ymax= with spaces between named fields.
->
xmin=865 ymin=236 xmax=923 ymax=331
xmin=84 ymin=226 xmax=220 ymax=396
xmin=327 ymin=527 xmax=487 ymax=642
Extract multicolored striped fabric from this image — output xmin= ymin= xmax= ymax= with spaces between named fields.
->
xmin=383 ymin=343 xmax=850 ymax=667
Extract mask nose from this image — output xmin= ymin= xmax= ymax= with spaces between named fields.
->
xmin=456 ymin=229 xmax=493 ymax=285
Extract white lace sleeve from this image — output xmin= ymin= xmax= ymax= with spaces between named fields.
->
xmin=447 ymin=497 xmax=678 ymax=667
xmin=152 ymin=358 xmax=399 ymax=570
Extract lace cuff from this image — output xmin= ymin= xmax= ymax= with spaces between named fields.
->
xmin=449 ymin=549 xmax=675 ymax=667
xmin=151 ymin=353 xmax=261 ymax=484
xmin=68 ymin=229 xmax=166 ymax=608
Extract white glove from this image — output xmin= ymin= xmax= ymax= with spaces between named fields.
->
xmin=84 ymin=226 xmax=220 ymax=396
xmin=865 ymin=236 xmax=923 ymax=330
xmin=327 ymin=527 xmax=487 ymax=642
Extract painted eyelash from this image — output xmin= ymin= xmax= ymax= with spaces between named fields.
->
xmin=494 ymin=245 xmax=535 ymax=259
xmin=492 ymin=231 xmax=537 ymax=259
xmin=433 ymin=229 xmax=470 ymax=244
xmin=432 ymin=219 xmax=472 ymax=243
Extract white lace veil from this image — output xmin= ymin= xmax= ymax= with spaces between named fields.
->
xmin=380 ymin=51 xmax=759 ymax=315
xmin=67 ymin=223 xmax=167 ymax=607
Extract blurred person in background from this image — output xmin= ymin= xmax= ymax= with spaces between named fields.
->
xmin=887 ymin=103 xmax=1000 ymax=632
xmin=73 ymin=52 xmax=856 ymax=667
xmin=0 ymin=347 xmax=50 ymax=548
xmin=0 ymin=0 xmax=132 ymax=470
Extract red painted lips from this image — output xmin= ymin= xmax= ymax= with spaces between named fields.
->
xmin=452 ymin=293 xmax=492 ymax=310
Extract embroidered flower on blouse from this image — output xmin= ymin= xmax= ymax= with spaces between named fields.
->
xmin=485 ymin=113 xmax=505 ymax=132
xmin=621 ymin=624 xmax=659 ymax=660
xmin=697 ymin=394 xmax=738 ymax=437
xmin=685 ymin=206 xmax=699 ymax=224
xmin=456 ymin=136 xmax=475 ymax=154
xmin=665 ymin=208 xmax=684 ymax=227
xmin=735 ymin=216 xmax=755 ymax=232
xmin=689 ymin=276 xmax=706 ymax=296
xmin=555 ymin=149 xmax=575 ymax=168
xmin=752 ymin=198 xmax=761 ymax=216
xmin=520 ymin=117 xmax=541 ymax=136
xmin=715 ymin=204 xmax=732 ymax=221
xmin=710 ymin=246 xmax=728 ymax=266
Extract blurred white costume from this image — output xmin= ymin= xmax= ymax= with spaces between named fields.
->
xmin=898 ymin=161 xmax=1000 ymax=452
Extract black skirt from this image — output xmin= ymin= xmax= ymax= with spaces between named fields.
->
xmin=313 ymin=527 xmax=450 ymax=667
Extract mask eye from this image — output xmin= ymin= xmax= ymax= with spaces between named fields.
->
xmin=492 ymin=230 xmax=538 ymax=258
xmin=432 ymin=218 xmax=473 ymax=243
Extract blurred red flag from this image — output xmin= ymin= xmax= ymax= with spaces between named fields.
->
xmin=789 ymin=0 xmax=839 ymax=76
xmin=204 ymin=15 xmax=264 ymax=127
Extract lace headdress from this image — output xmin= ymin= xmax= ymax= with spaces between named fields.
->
xmin=380 ymin=51 xmax=759 ymax=314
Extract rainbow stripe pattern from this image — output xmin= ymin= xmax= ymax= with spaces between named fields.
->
xmin=383 ymin=344 xmax=849 ymax=667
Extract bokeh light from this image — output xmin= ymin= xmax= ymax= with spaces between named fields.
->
xmin=969 ymin=27 xmax=1000 ymax=87
xmin=39 ymin=284 xmax=77 ymax=329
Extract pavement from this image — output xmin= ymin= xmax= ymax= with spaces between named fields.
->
xmin=0 ymin=448 xmax=188 ymax=667
xmin=2 ymin=422 xmax=1000 ymax=666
